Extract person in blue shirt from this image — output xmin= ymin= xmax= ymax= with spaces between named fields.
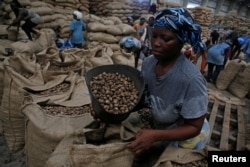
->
xmin=241 ymin=38 xmax=250 ymax=63
xmin=206 ymin=41 xmax=231 ymax=83
xmin=230 ymin=35 xmax=248 ymax=60
xmin=68 ymin=10 xmax=86 ymax=48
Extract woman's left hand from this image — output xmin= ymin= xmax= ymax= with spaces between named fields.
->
xmin=127 ymin=129 xmax=156 ymax=154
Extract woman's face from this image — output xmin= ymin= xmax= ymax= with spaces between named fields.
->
xmin=151 ymin=27 xmax=183 ymax=62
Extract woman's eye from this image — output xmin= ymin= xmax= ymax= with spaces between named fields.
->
xmin=162 ymin=36 xmax=170 ymax=42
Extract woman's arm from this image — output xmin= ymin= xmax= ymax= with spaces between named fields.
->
xmin=127 ymin=114 xmax=206 ymax=154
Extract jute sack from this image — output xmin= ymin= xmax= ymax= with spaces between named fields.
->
xmin=49 ymin=122 xmax=134 ymax=167
xmin=22 ymin=101 xmax=93 ymax=167
xmin=35 ymin=46 xmax=61 ymax=66
xmin=21 ymin=72 xmax=77 ymax=104
xmin=228 ymin=63 xmax=250 ymax=98
xmin=10 ymin=29 xmax=56 ymax=54
xmin=45 ymin=58 xmax=85 ymax=75
xmin=87 ymin=22 xmax=107 ymax=32
xmin=108 ymin=43 xmax=120 ymax=52
xmin=216 ymin=59 xmax=246 ymax=90
xmin=44 ymin=121 xmax=119 ymax=167
xmin=0 ymin=39 xmax=14 ymax=56
xmin=71 ymin=142 xmax=134 ymax=167
xmin=0 ymin=55 xmax=44 ymax=152
xmin=105 ymin=24 xmax=123 ymax=36
xmin=84 ymin=46 xmax=114 ymax=73
xmin=117 ymin=23 xmax=136 ymax=35
xmin=153 ymin=146 xmax=208 ymax=167
xmin=111 ymin=49 xmax=135 ymax=67
xmin=87 ymin=32 xmax=118 ymax=43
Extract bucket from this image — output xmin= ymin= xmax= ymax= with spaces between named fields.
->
xmin=85 ymin=64 xmax=145 ymax=123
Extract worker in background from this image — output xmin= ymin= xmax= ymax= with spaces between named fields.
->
xmin=127 ymin=16 xmax=134 ymax=26
xmin=230 ymin=35 xmax=248 ymax=60
xmin=141 ymin=16 xmax=154 ymax=57
xmin=133 ymin=17 xmax=146 ymax=68
xmin=210 ymin=29 xmax=219 ymax=45
xmin=9 ymin=3 xmax=41 ymax=41
xmin=148 ymin=2 xmax=157 ymax=15
xmin=119 ymin=36 xmax=141 ymax=68
xmin=68 ymin=10 xmax=86 ymax=48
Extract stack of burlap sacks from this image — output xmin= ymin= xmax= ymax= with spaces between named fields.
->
xmin=89 ymin=0 xmax=150 ymax=23
xmin=211 ymin=10 xmax=250 ymax=35
xmin=216 ymin=59 xmax=250 ymax=99
xmin=189 ymin=6 xmax=212 ymax=40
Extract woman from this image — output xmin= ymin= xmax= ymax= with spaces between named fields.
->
xmin=206 ymin=41 xmax=231 ymax=83
xmin=10 ymin=4 xmax=41 ymax=41
xmin=127 ymin=8 xmax=210 ymax=155
xmin=68 ymin=10 xmax=86 ymax=48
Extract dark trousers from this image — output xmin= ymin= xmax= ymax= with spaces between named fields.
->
xmin=21 ymin=19 xmax=38 ymax=41
xmin=73 ymin=43 xmax=82 ymax=48
xmin=207 ymin=63 xmax=223 ymax=82
xmin=134 ymin=50 xmax=140 ymax=69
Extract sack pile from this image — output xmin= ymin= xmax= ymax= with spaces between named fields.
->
xmin=216 ymin=59 xmax=250 ymax=98
xmin=189 ymin=6 xmax=212 ymax=40
xmin=89 ymin=0 xmax=150 ymax=23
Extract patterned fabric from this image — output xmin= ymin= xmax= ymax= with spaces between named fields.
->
xmin=154 ymin=8 xmax=205 ymax=53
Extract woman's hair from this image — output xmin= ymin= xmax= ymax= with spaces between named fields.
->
xmin=154 ymin=8 xmax=205 ymax=53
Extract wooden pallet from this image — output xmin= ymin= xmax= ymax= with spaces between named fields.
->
xmin=206 ymin=98 xmax=246 ymax=151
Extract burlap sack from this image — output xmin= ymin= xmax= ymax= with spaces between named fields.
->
xmin=22 ymin=101 xmax=94 ymax=167
xmin=0 ymin=56 xmax=44 ymax=152
xmin=228 ymin=63 xmax=250 ymax=98
xmin=45 ymin=121 xmax=129 ymax=167
xmin=108 ymin=43 xmax=121 ymax=52
xmin=111 ymin=49 xmax=135 ymax=67
xmin=45 ymin=58 xmax=85 ymax=75
xmin=105 ymin=24 xmax=123 ymax=36
xmin=216 ymin=59 xmax=246 ymax=90
xmin=21 ymin=72 xmax=77 ymax=104
xmin=0 ymin=25 xmax=9 ymax=36
xmin=10 ymin=28 xmax=55 ymax=54
xmin=87 ymin=22 xmax=107 ymax=32
xmin=87 ymin=32 xmax=118 ymax=43
xmin=36 ymin=46 xmax=60 ymax=64
xmin=84 ymin=46 xmax=114 ymax=73
xmin=120 ymin=112 xmax=144 ymax=141
xmin=117 ymin=23 xmax=136 ymax=35
xmin=153 ymin=146 xmax=208 ymax=167
xmin=71 ymin=142 xmax=134 ymax=167
xmin=0 ymin=39 xmax=13 ymax=56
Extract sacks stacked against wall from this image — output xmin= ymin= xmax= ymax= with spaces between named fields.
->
xmin=189 ymin=7 xmax=212 ymax=40
xmin=211 ymin=12 xmax=250 ymax=35
xmin=89 ymin=0 xmax=150 ymax=23
xmin=216 ymin=59 xmax=250 ymax=98
xmin=103 ymin=2 xmax=134 ymax=23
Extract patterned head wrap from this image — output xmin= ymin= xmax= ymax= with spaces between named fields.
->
xmin=154 ymin=8 xmax=206 ymax=53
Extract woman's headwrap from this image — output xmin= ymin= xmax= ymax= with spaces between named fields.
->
xmin=154 ymin=8 xmax=206 ymax=53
